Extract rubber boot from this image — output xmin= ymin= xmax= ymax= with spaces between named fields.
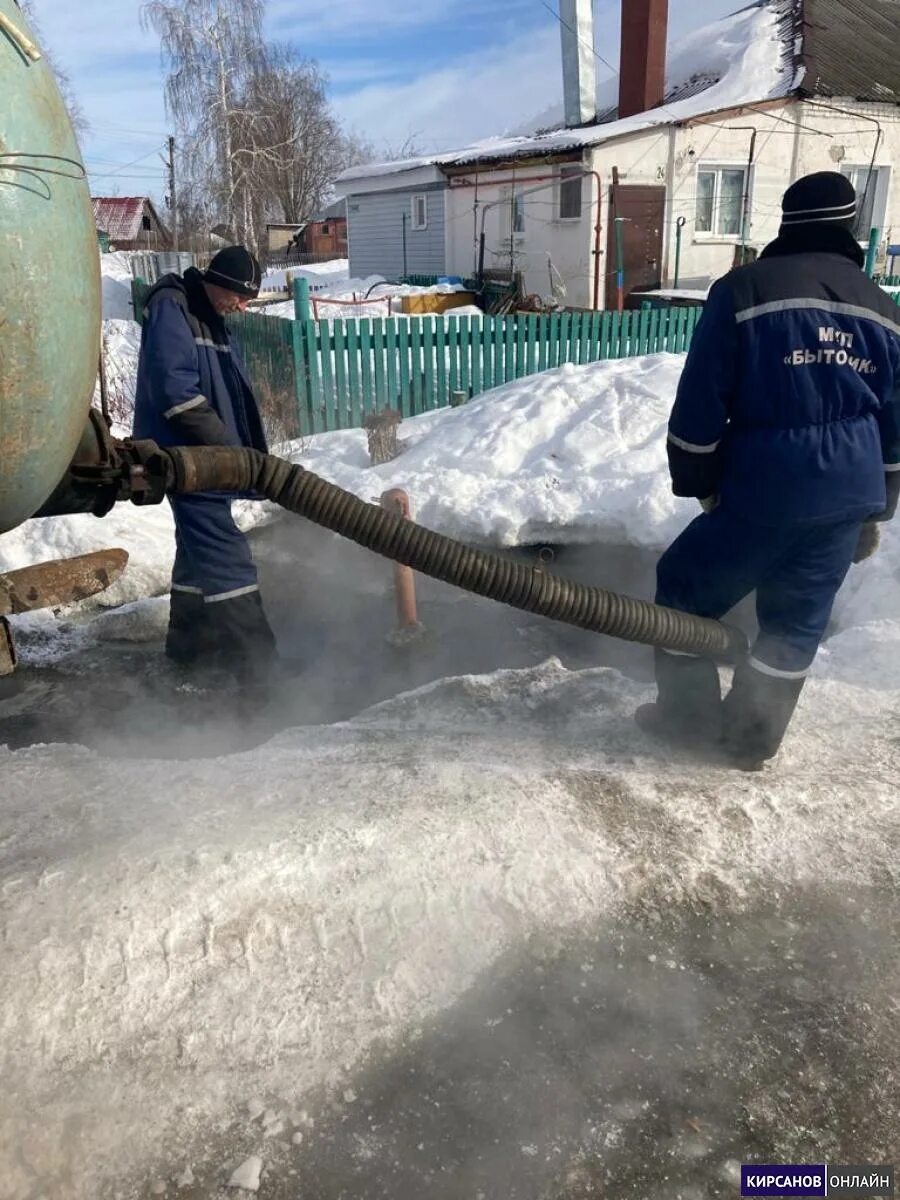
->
xmin=165 ymin=590 xmax=212 ymax=667
xmin=206 ymin=591 xmax=278 ymax=701
xmin=635 ymin=649 xmax=723 ymax=752
xmin=721 ymin=659 xmax=805 ymax=769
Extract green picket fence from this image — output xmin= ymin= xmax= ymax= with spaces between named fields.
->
xmin=294 ymin=306 xmax=701 ymax=434
xmin=131 ymin=278 xmax=702 ymax=438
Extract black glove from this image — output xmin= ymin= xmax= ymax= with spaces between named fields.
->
xmin=853 ymin=522 xmax=880 ymax=564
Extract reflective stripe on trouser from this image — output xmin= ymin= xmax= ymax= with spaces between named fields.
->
xmin=167 ymin=495 xmax=276 ymax=680
xmin=721 ymin=660 xmax=806 ymax=762
xmin=169 ymin=495 xmax=258 ymax=599
xmin=654 ymin=505 xmax=864 ymax=757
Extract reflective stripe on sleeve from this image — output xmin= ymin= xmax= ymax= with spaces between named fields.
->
xmin=667 ymin=431 xmax=721 ymax=455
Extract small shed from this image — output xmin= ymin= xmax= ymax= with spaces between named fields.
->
xmin=91 ymin=197 xmax=171 ymax=252
xmin=300 ymin=199 xmax=348 ymax=257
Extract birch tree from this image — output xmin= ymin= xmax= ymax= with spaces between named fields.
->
xmin=244 ymin=47 xmax=357 ymax=226
xmin=141 ymin=0 xmax=265 ymax=250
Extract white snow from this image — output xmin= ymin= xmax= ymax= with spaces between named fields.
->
xmin=2 ymin=657 xmax=900 ymax=1198
xmin=227 ymin=1156 xmax=262 ymax=1191
xmin=262 ymin=258 xmax=350 ymax=296
xmin=98 ymin=318 xmax=142 ymax=437
xmin=99 ymin=250 xmax=136 ymax=321
xmin=283 ymin=356 xmax=694 ymax=550
xmin=639 ymin=288 xmax=710 ymax=303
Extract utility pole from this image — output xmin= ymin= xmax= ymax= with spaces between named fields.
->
xmin=166 ymin=135 xmax=178 ymax=250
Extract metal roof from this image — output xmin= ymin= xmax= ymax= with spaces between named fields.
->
xmin=798 ymin=0 xmax=900 ymax=103
xmin=310 ymin=198 xmax=347 ymax=223
xmin=90 ymin=196 xmax=167 ymax=242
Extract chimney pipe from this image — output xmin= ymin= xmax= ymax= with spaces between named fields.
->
xmin=619 ymin=0 xmax=668 ymax=120
xmin=560 ymin=0 xmax=597 ymax=128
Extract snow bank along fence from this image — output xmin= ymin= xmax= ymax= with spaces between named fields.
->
xmin=132 ymin=277 xmax=703 ymax=437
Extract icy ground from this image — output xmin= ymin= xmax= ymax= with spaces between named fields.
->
xmin=2 ymin=642 xmax=900 ymax=1198
xmin=3 ymin=510 xmax=900 ymax=1198
xmin=2 ymin=264 xmax=900 ymax=1195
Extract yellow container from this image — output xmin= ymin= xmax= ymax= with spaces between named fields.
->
xmin=400 ymin=292 xmax=475 ymax=315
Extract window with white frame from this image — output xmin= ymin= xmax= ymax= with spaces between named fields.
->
xmin=841 ymin=165 xmax=890 ymax=238
xmin=558 ymin=165 xmax=583 ymax=220
xmin=513 ymin=187 xmax=528 ymax=234
xmin=695 ymin=165 xmax=748 ymax=238
xmin=411 ymin=194 xmax=427 ymax=230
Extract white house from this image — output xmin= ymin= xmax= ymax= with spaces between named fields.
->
xmin=336 ymin=0 xmax=900 ymax=309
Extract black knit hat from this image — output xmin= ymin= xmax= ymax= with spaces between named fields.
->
xmin=203 ymin=245 xmax=261 ymax=298
xmin=780 ymin=172 xmax=857 ymax=231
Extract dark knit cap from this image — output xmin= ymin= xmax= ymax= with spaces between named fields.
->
xmin=780 ymin=172 xmax=857 ymax=231
xmin=203 ymin=245 xmax=261 ymax=297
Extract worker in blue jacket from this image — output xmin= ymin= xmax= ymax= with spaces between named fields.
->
xmin=133 ymin=246 xmax=278 ymax=691
xmin=637 ymin=173 xmax=900 ymax=768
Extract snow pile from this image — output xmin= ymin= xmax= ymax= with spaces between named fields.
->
xmin=99 ymin=250 xmax=136 ymax=321
xmin=262 ymin=258 xmax=349 ymax=293
xmin=227 ymin=1156 xmax=262 ymax=1191
xmin=286 ymin=355 xmax=694 ymax=548
xmin=97 ymin=318 xmax=141 ymax=437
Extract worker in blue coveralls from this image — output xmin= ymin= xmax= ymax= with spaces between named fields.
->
xmin=133 ymin=246 xmax=278 ymax=693
xmin=637 ymin=173 xmax=900 ymax=769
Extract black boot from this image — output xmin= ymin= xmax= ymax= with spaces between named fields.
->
xmin=721 ymin=659 xmax=805 ymax=769
xmin=635 ymin=649 xmax=723 ymax=752
xmin=165 ymin=590 xmax=212 ymax=666
xmin=206 ymin=591 xmax=278 ymax=698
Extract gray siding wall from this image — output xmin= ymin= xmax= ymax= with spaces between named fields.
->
xmin=346 ymin=185 xmax=446 ymax=278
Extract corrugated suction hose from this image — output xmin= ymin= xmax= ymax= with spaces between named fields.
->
xmin=166 ymin=445 xmax=747 ymax=662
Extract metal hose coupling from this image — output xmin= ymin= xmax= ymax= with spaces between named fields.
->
xmin=165 ymin=444 xmax=747 ymax=662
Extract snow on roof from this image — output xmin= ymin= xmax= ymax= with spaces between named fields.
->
xmin=91 ymin=196 xmax=165 ymax=242
xmin=339 ymin=2 xmax=790 ymax=183
xmin=340 ymin=0 xmax=900 ymax=185
xmin=519 ymin=1 xmax=795 ymax=139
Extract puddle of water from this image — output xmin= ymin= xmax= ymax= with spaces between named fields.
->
xmin=1 ymin=522 xmax=659 ymax=757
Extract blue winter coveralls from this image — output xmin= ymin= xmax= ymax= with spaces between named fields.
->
xmin=133 ymin=268 xmax=276 ymax=683
xmin=656 ymin=235 xmax=900 ymax=760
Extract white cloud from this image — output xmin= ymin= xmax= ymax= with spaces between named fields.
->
xmin=336 ymin=25 xmax=562 ymax=151
xmin=268 ymin=0 xmax=536 ymax=42
xmin=25 ymin=0 xmax=744 ymax=196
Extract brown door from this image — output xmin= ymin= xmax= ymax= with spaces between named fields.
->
xmin=606 ymin=185 xmax=665 ymax=309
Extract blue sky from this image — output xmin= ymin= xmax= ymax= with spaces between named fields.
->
xmin=30 ymin=0 xmax=742 ymax=199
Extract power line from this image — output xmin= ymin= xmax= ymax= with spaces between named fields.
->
xmin=88 ymin=144 xmax=168 ymax=180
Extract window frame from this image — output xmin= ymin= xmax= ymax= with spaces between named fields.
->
xmin=557 ymin=164 xmax=584 ymax=222
xmin=841 ymin=164 xmax=891 ymax=240
xmin=411 ymin=194 xmax=428 ymax=231
xmin=694 ymin=164 xmax=750 ymax=242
